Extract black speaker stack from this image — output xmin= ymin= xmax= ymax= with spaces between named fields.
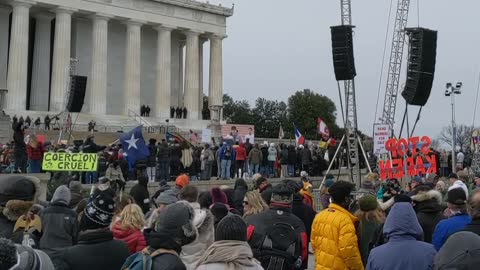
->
xmin=66 ymin=75 xmax=87 ymax=113
xmin=402 ymin=28 xmax=438 ymax=106
xmin=331 ymin=25 xmax=356 ymax=81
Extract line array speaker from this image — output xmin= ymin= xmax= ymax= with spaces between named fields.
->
xmin=402 ymin=28 xmax=438 ymax=106
xmin=331 ymin=25 xmax=356 ymax=81
xmin=66 ymin=75 xmax=87 ymax=113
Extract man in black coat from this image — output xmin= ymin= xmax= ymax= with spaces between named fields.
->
xmin=246 ymin=183 xmax=309 ymax=269
xmin=40 ymin=185 xmax=78 ymax=259
xmin=411 ymin=188 xmax=444 ymax=243
xmin=130 ymin=176 xmax=150 ymax=214
xmin=59 ymin=193 xmax=129 ymax=270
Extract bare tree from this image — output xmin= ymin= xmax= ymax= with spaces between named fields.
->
xmin=438 ymin=124 xmax=474 ymax=151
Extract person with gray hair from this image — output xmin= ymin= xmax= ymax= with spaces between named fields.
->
xmin=462 ymin=189 xmax=480 ymax=236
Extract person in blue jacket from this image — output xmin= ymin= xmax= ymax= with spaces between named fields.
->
xmin=366 ymin=202 xmax=436 ymax=270
xmin=432 ymin=188 xmax=471 ymax=250
xmin=219 ymin=142 xmax=235 ymax=180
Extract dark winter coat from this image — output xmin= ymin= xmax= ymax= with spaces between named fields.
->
xmin=147 ymin=144 xmax=157 ymax=167
xmin=82 ymin=139 xmax=106 ymax=154
xmin=287 ymin=145 xmax=297 ymax=165
xmin=434 ymin=231 xmax=480 ymax=270
xmin=366 ymin=203 xmax=437 ymax=270
xmin=259 ymin=184 xmax=273 ymax=205
xmin=233 ymin=179 xmax=248 ymax=216
xmin=411 ymin=190 xmax=444 ymax=243
xmin=358 ymin=219 xmax=383 ymax=266
xmin=129 ymin=181 xmax=150 ymax=214
xmin=39 ymin=202 xmax=78 ymax=253
xmin=462 ymin=218 xmax=480 ymax=236
xmin=0 ymin=212 xmax=14 ymax=239
xmin=157 ymin=142 xmax=171 ymax=161
xmin=60 ymin=229 xmax=130 ymax=270
xmin=291 ymin=194 xmax=316 ymax=266
xmin=147 ymin=230 xmax=187 ymax=270
xmin=245 ymin=206 xmax=308 ymax=269
xmin=301 ymin=148 xmax=311 ymax=165
xmin=280 ymin=148 xmax=288 ymax=165
xmin=248 ymin=148 xmax=263 ymax=165
xmin=260 ymin=146 xmax=269 ymax=166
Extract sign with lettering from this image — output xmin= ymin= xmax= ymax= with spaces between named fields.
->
xmin=42 ymin=153 xmax=98 ymax=172
xmin=379 ymin=136 xmax=437 ymax=179
xmin=373 ymin=124 xmax=390 ymax=156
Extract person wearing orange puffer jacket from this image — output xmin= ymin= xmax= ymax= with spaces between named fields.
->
xmin=112 ymin=204 xmax=147 ymax=254
xmin=311 ymin=181 xmax=364 ymax=270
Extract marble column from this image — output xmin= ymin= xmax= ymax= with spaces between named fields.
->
xmin=208 ymin=35 xmax=224 ymax=122
xmin=155 ymin=25 xmax=174 ymax=118
xmin=5 ymin=0 xmax=33 ymax=110
xmin=30 ymin=13 xmax=53 ymax=111
xmin=184 ymin=30 xmax=201 ymax=120
xmin=50 ymin=7 xmax=75 ymax=112
xmin=123 ymin=20 xmax=142 ymax=115
xmin=178 ymin=40 xmax=185 ymax=107
xmin=198 ymin=38 xmax=207 ymax=119
xmin=0 ymin=7 xmax=11 ymax=90
xmin=88 ymin=14 xmax=110 ymax=114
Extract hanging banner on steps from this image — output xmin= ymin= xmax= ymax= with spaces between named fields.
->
xmin=42 ymin=152 xmax=98 ymax=172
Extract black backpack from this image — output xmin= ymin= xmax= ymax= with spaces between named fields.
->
xmin=259 ymin=223 xmax=302 ymax=270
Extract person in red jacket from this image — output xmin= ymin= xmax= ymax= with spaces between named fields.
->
xmin=112 ymin=203 xmax=147 ymax=254
xmin=235 ymin=143 xmax=247 ymax=178
xmin=26 ymin=134 xmax=44 ymax=173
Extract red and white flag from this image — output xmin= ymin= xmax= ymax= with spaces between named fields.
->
xmin=317 ymin=118 xmax=330 ymax=138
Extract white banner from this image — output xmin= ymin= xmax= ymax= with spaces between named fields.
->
xmin=201 ymin=128 xmax=212 ymax=143
xmin=373 ymin=124 xmax=390 ymax=156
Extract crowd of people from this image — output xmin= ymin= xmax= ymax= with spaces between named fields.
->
xmin=2 ymin=167 xmax=480 ymax=269
xmin=1 ymin=131 xmax=340 ymax=184
xmin=170 ymin=107 xmax=189 ymax=119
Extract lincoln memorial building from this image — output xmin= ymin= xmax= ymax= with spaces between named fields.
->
xmin=0 ymin=0 xmax=233 ymax=124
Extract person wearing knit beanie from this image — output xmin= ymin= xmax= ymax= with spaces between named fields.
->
xmin=60 ymin=193 xmax=129 ymax=270
xmin=155 ymin=189 xmax=178 ymax=207
xmin=196 ymin=214 xmax=263 ymax=270
xmin=51 ymin=185 xmax=71 ymax=206
xmin=359 ymin=195 xmax=379 ymax=212
xmin=355 ymin=194 xmax=384 ymax=266
xmin=80 ymin=193 xmax=116 ymax=231
xmin=215 ymin=214 xmax=247 ymax=242
xmin=39 ymin=185 xmax=78 ymax=255
xmin=210 ymin=187 xmax=228 ymax=205
xmin=176 ymin=174 xmax=190 ymax=189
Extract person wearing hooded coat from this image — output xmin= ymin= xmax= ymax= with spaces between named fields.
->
xmin=366 ymin=202 xmax=437 ymax=270
xmin=196 ymin=215 xmax=263 ymax=270
xmin=142 ymin=201 xmax=198 ymax=270
xmin=178 ymin=186 xmax=215 ymax=269
xmin=434 ymin=231 xmax=480 ymax=270
xmin=411 ymin=188 xmax=444 ymax=243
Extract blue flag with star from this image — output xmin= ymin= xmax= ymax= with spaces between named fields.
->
xmin=120 ymin=126 xmax=150 ymax=167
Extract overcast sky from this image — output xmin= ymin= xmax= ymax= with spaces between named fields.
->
xmin=202 ymin=0 xmax=480 ymax=140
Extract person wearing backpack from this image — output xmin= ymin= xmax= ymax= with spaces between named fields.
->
xmin=220 ymin=143 xmax=235 ymax=180
xmin=123 ymin=201 xmax=198 ymax=270
xmin=59 ymin=193 xmax=129 ymax=270
xmin=245 ymin=183 xmax=308 ymax=270
xmin=311 ymin=181 xmax=364 ymax=270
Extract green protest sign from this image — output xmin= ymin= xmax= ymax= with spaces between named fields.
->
xmin=42 ymin=152 xmax=98 ymax=172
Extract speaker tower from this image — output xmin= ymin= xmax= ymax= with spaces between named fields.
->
xmin=331 ymin=25 xmax=356 ymax=81
xmin=401 ymin=28 xmax=438 ymax=106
